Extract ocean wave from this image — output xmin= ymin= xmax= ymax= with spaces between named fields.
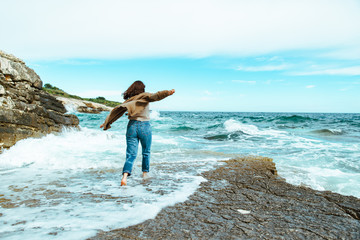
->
xmin=277 ymin=124 xmax=299 ymax=129
xmin=2 ymin=111 xmax=359 ymax=239
xmin=245 ymin=116 xmax=266 ymax=122
xmin=0 ymin=127 xmax=125 ymax=169
xmin=224 ymin=119 xmax=285 ymax=137
xmin=170 ymin=126 xmax=197 ymax=131
xmin=206 ymin=123 xmax=223 ymax=129
xmin=224 ymin=119 xmax=259 ymax=135
xmin=311 ymin=129 xmax=345 ymax=136
xmin=204 ymin=133 xmax=244 ymax=141
xmin=203 ymin=119 xmax=286 ymax=141
xmin=350 ymin=122 xmax=360 ymax=128
xmin=274 ymin=115 xmax=317 ymax=123
xmin=150 ymin=110 xmax=172 ymax=121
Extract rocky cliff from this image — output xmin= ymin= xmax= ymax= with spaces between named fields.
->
xmin=91 ymin=156 xmax=360 ymax=239
xmin=0 ymin=51 xmax=79 ymax=149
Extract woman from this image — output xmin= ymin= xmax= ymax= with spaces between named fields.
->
xmin=100 ymin=81 xmax=175 ymax=186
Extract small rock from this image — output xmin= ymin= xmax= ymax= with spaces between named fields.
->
xmin=237 ymin=209 xmax=251 ymax=214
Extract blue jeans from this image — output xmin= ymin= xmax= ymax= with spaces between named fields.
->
xmin=123 ymin=120 xmax=152 ymax=176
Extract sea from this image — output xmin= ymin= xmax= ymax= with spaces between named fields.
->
xmin=0 ymin=110 xmax=359 ymax=239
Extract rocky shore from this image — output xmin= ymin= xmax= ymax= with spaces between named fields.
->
xmin=0 ymin=51 xmax=79 ymax=149
xmin=91 ymin=156 xmax=360 ymax=240
xmin=54 ymin=96 xmax=112 ymax=114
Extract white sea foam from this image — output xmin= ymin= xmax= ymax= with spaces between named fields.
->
xmin=219 ymin=119 xmax=360 ymax=198
xmin=150 ymin=110 xmax=171 ymax=121
xmin=1 ymin=112 xmax=359 ymax=239
xmin=0 ymin=173 xmax=205 ymax=240
xmin=153 ymin=135 xmax=178 ymax=145
xmin=0 ymin=127 xmax=125 ymax=169
xmin=276 ymin=164 xmax=360 ymax=197
xmin=329 ymin=129 xmax=343 ymax=134
xmin=64 ymin=104 xmax=78 ymax=114
xmin=224 ymin=119 xmax=285 ymax=137
xmin=0 ymin=126 xmax=212 ymax=239
xmin=150 ymin=109 xmax=161 ymax=119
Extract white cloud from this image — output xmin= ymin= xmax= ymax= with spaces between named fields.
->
xmin=1 ymin=0 xmax=360 ymax=60
xmin=203 ymin=90 xmax=212 ymax=95
xmin=293 ymin=66 xmax=360 ymax=76
xmin=306 ymin=85 xmax=316 ymax=88
xmin=264 ymin=79 xmax=285 ymax=85
xmin=59 ymin=60 xmax=101 ymax=65
xmin=268 ymin=56 xmax=282 ymax=62
xmin=237 ymin=64 xmax=288 ymax=72
xmin=323 ymin=46 xmax=360 ymax=60
xmin=232 ymin=80 xmax=256 ymax=84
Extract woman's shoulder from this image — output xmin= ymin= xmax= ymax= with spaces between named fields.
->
xmin=126 ymin=92 xmax=151 ymax=101
xmin=137 ymin=92 xmax=152 ymax=99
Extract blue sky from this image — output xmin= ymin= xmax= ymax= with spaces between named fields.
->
xmin=2 ymin=0 xmax=360 ymax=112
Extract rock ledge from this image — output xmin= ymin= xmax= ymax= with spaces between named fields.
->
xmin=90 ymin=156 xmax=360 ymax=240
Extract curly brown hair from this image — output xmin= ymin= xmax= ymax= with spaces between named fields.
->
xmin=122 ymin=80 xmax=146 ymax=100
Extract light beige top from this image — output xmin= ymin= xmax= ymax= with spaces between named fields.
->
xmin=102 ymin=90 xmax=171 ymax=130
xmin=128 ymin=104 xmax=150 ymax=121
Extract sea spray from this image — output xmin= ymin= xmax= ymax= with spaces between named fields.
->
xmin=1 ymin=111 xmax=359 ymax=239
xmin=0 ymin=115 xmax=220 ymax=239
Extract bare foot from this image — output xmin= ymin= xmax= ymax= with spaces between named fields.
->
xmin=121 ymin=178 xmax=127 ymax=186
xmin=142 ymin=172 xmax=150 ymax=180
xmin=121 ymin=173 xmax=128 ymax=186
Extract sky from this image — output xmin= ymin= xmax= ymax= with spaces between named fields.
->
xmin=1 ymin=0 xmax=360 ymax=112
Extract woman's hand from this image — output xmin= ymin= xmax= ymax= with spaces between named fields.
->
xmin=169 ymin=89 xmax=175 ymax=95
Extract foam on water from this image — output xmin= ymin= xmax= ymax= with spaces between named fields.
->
xmin=224 ymin=119 xmax=285 ymax=137
xmin=150 ymin=110 xmax=172 ymax=121
xmin=202 ymin=116 xmax=360 ymax=198
xmin=153 ymin=135 xmax=179 ymax=145
xmin=64 ymin=104 xmax=78 ymax=114
xmin=0 ymin=172 xmax=205 ymax=240
xmin=0 ymin=127 xmax=124 ymax=169
xmin=277 ymin=165 xmax=360 ymax=197
xmin=0 ymin=125 xmax=215 ymax=239
xmin=1 ymin=111 xmax=359 ymax=239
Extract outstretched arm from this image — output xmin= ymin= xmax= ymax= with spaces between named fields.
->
xmin=99 ymin=105 xmax=127 ymax=130
xmin=148 ymin=89 xmax=175 ymax=102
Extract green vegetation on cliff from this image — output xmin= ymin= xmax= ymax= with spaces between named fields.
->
xmin=43 ymin=84 xmax=121 ymax=107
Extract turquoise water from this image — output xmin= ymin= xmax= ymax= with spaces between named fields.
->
xmin=0 ymin=111 xmax=359 ymax=239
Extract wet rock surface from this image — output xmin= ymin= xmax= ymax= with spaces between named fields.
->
xmin=0 ymin=50 xmax=79 ymax=148
xmin=90 ymin=157 xmax=360 ymax=240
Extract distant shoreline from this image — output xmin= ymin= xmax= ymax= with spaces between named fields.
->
xmin=54 ymin=95 xmax=112 ymax=114
xmin=43 ymin=83 xmax=121 ymax=108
